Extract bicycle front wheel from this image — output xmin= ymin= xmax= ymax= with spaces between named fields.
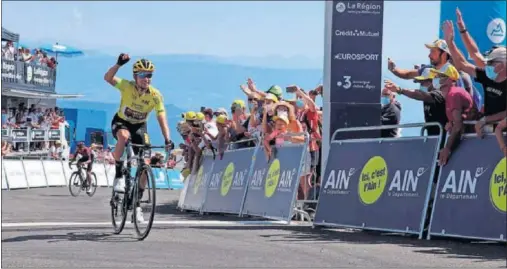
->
xmin=68 ymin=172 xmax=83 ymax=197
xmin=86 ymin=173 xmax=98 ymax=197
xmin=110 ymin=188 xmax=128 ymax=234
xmin=133 ymin=165 xmax=157 ymax=240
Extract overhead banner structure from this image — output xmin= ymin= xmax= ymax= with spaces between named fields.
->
xmin=429 ymin=135 xmax=506 ymax=241
xmin=314 ymin=136 xmax=440 ymax=238
xmin=322 ymin=0 xmax=385 ymax=172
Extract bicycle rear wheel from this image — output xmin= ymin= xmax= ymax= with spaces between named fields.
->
xmin=110 ymin=187 xmax=128 ymax=234
xmin=86 ymin=173 xmax=98 ymax=197
xmin=133 ymin=165 xmax=157 ymax=240
xmin=68 ymin=172 xmax=83 ymax=197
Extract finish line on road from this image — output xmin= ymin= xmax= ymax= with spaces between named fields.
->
xmin=2 ymin=220 xmax=312 ymax=228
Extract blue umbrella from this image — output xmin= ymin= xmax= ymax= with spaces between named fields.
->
xmin=39 ymin=42 xmax=84 ymax=60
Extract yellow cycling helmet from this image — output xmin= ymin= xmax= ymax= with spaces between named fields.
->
xmin=196 ymin=112 xmax=205 ymax=121
xmin=133 ymin=59 xmax=155 ymax=73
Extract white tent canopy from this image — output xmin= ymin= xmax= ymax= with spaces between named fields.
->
xmin=1 ymin=88 xmax=83 ymax=99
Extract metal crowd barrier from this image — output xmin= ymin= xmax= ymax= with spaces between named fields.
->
xmin=179 ymin=133 xmax=310 ymax=223
xmin=2 ymin=128 xmax=64 ymax=154
xmin=1 ymin=158 xmax=184 ymax=191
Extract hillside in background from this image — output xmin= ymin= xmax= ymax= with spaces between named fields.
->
xmin=54 ymin=53 xmax=323 ymax=110
xmin=55 ymin=53 xmax=426 ymax=144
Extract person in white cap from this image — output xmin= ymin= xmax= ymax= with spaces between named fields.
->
xmin=442 ymin=20 xmax=506 ymax=137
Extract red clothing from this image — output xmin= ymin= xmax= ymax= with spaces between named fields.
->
xmin=75 ymin=147 xmax=92 ymax=158
xmin=445 ymin=86 xmax=472 ymax=122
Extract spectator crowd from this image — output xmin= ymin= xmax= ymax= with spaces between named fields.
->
xmin=383 ymin=8 xmax=506 ymax=165
xmin=174 ymin=8 xmax=506 ymax=203
xmin=1 ymin=103 xmax=67 ymax=154
xmin=2 ymin=41 xmax=58 ymax=69
xmin=176 ymin=78 xmax=324 ymax=201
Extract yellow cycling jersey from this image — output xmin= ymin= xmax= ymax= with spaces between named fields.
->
xmin=114 ymin=78 xmax=165 ymax=124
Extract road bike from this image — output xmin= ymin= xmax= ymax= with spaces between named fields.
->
xmin=68 ymin=162 xmax=97 ymax=197
xmin=110 ymin=138 xmax=169 ymax=240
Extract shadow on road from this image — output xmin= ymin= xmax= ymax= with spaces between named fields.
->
xmin=2 ymin=231 xmax=138 ymax=243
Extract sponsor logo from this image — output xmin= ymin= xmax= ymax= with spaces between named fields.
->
xmin=124 ymin=107 xmax=148 ymax=121
xmin=387 ymin=167 xmax=428 ymax=198
xmin=440 ymin=167 xmax=489 ymax=200
xmin=323 ymin=168 xmax=356 ymax=195
xmin=335 ymin=29 xmax=380 ymax=37
xmin=335 ymin=75 xmax=376 ymax=91
xmin=490 ymin=157 xmax=506 ymax=213
xmin=358 ymin=156 xmax=387 ymax=205
xmin=26 ymin=65 xmax=33 ymax=82
xmin=335 ymin=1 xmax=382 ymax=15
xmin=334 ymin=53 xmax=380 ymax=61
xmin=487 ymin=18 xmax=506 ymax=44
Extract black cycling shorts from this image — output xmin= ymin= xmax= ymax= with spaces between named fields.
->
xmin=111 ymin=113 xmax=149 ymax=155
xmin=78 ymin=155 xmax=94 ymax=172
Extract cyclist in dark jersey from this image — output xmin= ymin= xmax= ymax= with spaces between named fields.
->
xmin=69 ymin=142 xmax=95 ymax=194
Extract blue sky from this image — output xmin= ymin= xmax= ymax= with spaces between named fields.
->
xmin=2 ymin=1 xmax=440 ymax=64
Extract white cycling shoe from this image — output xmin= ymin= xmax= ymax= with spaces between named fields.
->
xmin=135 ymin=207 xmax=145 ymax=223
xmin=113 ymin=177 xmax=126 ymax=193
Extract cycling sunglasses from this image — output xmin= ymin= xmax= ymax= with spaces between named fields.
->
xmin=136 ymin=72 xmax=153 ymax=78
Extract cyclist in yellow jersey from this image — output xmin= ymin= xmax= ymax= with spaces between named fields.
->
xmin=104 ymin=53 xmax=174 ymax=222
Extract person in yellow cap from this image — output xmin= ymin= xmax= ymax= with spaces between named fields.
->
xmin=215 ymin=114 xmax=231 ymax=160
xmin=429 ymin=64 xmax=473 ymax=166
xmin=442 ymin=19 xmax=506 ymax=139
xmin=384 ymin=66 xmax=447 ymax=139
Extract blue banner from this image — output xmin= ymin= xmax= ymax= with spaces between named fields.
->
xmin=130 ymin=166 xmax=170 ymax=189
xmin=314 ymin=136 xmax=440 ymax=238
xmin=325 ymin=0 xmax=384 ymax=143
xmin=330 ymin=0 xmax=384 ymax=104
xmin=241 ymin=145 xmax=307 ymax=222
xmin=167 ymin=170 xmax=184 ymax=190
xmin=201 ymin=148 xmax=257 ymax=214
xmin=429 ymin=134 xmax=506 ymax=241
xmin=440 ymin=1 xmax=506 ymax=107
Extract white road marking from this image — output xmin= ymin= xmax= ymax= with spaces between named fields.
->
xmin=2 ymin=220 xmax=311 ymax=228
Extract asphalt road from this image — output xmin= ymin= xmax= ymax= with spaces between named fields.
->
xmin=2 ymin=187 xmax=505 ymax=268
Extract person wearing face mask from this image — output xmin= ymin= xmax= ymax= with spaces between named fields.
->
xmin=442 ymin=21 xmax=506 ymax=137
xmin=261 ymin=93 xmax=279 ymax=137
xmin=1 ymin=108 xmax=8 ymax=128
xmin=380 ymin=91 xmax=401 ymax=138
xmin=384 ymin=66 xmax=447 ymax=138
xmin=229 ymin=99 xmax=255 ymax=149
xmin=430 ymin=65 xmax=472 ymax=166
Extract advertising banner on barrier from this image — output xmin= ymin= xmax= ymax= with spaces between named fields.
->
xmin=152 ymin=168 xmax=170 ymax=189
xmin=429 ymin=135 xmax=506 ymax=241
xmin=3 ymin=160 xmax=27 ymax=189
xmin=105 ymin=164 xmax=115 ymax=187
xmin=180 ymin=155 xmax=214 ymax=211
xmin=202 ymin=148 xmax=256 ymax=214
xmin=314 ymin=137 xmax=439 ymax=236
xmin=2 ymin=164 xmax=8 ymax=189
xmin=241 ymin=145 xmax=306 ymax=221
xmin=48 ymin=130 xmax=61 ymax=141
xmin=11 ymin=129 xmax=28 ymax=142
xmin=167 ymin=170 xmax=184 ymax=190
xmin=92 ymin=164 xmax=109 ymax=186
xmin=23 ymin=160 xmax=47 ymax=187
xmin=43 ymin=161 xmax=66 ymax=186
xmin=31 ymin=130 xmax=46 ymax=141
